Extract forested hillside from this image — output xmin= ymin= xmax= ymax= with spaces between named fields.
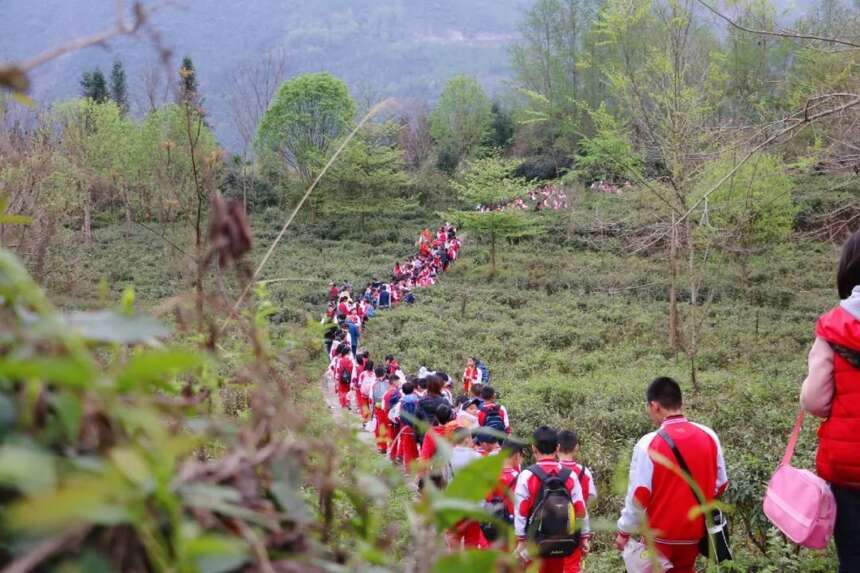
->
xmin=1 ymin=0 xmax=860 ymax=572
xmin=0 ymin=0 xmax=529 ymax=150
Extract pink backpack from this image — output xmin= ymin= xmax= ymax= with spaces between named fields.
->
xmin=763 ymin=411 xmax=836 ymax=549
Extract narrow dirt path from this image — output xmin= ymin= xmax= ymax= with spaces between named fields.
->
xmin=320 ymin=372 xmax=375 ymax=446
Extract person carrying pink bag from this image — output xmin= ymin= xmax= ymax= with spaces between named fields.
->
xmin=800 ymin=229 xmax=860 ymax=572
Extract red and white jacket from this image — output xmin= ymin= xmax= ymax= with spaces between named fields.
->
xmin=335 ymin=355 xmax=356 ymax=387
xmin=463 ymin=366 xmax=480 ymax=393
xmin=617 ymin=416 xmax=728 ymax=544
xmin=514 ymin=457 xmax=590 ymax=540
xmin=490 ymin=466 xmax=520 ymax=517
xmin=559 ymin=460 xmax=597 ymax=506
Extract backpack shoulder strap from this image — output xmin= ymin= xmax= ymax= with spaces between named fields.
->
xmin=657 ymin=429 xmax=703 ymax=506
xmin=528 ymin=464 xmax=549 ymax=483
xmin=577 ymin=464 xmax=587 ymax=482
xmin=557 ymin=467 xmax=572 ymax=484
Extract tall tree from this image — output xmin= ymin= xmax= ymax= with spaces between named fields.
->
xmin=80 ymin=68 xmax=109 ymax=103
xmin=255 ymin=72 xmax=356 ymax=184
xmin=179 ymin=56 xmax=199 ymax=104
xmin=429 ymin=75 xmax=492 ymax=173
xmin=510 ymin=0 xmax=604 ymax=155
xmin=446 ymin=156 xmax=539 ymax=276
xmin=109 ymin=60 xmax=129 ymax=114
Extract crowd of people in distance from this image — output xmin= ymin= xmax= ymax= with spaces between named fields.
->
xmin=319 ymin=223 xmax=860 ymax=573
xmin=477 ymin=185 xmax=570 ymax=213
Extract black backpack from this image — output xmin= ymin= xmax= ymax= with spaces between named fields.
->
xmin=339 ymin=367 xmax=351 ymax=386
xmin=481 ymin=403 xmax=506 ymax=435
xmin=480 ymin=495 xmax=513 ymax=542
xmin=525 ymin=465 xmax=580 ymax=558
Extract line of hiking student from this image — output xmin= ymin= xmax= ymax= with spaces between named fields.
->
xmin=323 ymin=226 xmax=730 ymax=572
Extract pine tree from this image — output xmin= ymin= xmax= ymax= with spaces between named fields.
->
xmin=179 ymin=56 xmax=198 ymax=104
xmin=80 ymin=68 xmax=109 ymax=103
xmin=110 ymin=60 xmax=129 ymax=114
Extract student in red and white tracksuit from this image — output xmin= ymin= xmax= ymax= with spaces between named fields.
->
xmin=370 ymin=367 xmax=391 ymax=453
xmin=334 ymin=346 xmax=355 ymax=409
xmin=515 ymin=427 xmax=590 ymax=573
xmin=487 ymin=440 xmax=525 ymax=550
xmin=558 ymin=431 xmax=597 ymax=573
xmin=462 ymin=358 xmax=480 ymax=395
xmin=616 ymin=377 xmax=728 ymax=573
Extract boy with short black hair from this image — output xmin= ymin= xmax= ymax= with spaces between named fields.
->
xmin=478 ymin=386 xmax=511 ymax=435
xmin=515 ymin=427 xmax=590 ymax=573
xmin=558 ymin=430 xmax=596 ymax=573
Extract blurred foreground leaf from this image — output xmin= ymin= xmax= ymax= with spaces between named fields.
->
xmin=64 ymin=310 xmax=169 ymax=344
xmin=117 ymin=349 xmax=203 ymax=392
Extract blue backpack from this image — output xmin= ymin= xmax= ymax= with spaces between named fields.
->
xmin=378 ymin=290 xmax=391 ymax=308
xmin=476 ymin=360 xmax=490 ymax=384
xmin=400 ymin=395 xmax=419 ymax=427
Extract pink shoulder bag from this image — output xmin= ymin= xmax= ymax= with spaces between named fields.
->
xmin=762 ymin=411 xmax=836 ymax=549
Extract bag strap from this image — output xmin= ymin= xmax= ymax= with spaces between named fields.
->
xmin=557 ymin=467 xmax=572 ymax=484
xmin=577 ymin=464 xmax=587 ymax=483
xmin=657 ymin=429 xmax=704 ymax=506
xmin=529 ymin=464 xmax=549 ymax=484
xmin=781 ymin=410 xmax=805 ymax=467
xmin=830 ymin=341 xmax=860 ymax=369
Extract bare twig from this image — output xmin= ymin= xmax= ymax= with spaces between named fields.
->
xmin=678 ymin=95 xmax=860 ymax=225
xmin=17 ymin=2 xmax=145 ymax=72
xmin=697 ymin=0 xmax=860 ymax=49
xmin=1 ymin=525 xmax=90 ymax=573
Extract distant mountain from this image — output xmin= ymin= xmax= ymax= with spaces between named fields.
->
xmin=0 ymin=0 xmax=532 ymax=151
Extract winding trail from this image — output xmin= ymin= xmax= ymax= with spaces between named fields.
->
xmin=319 ymin=227 xmax=462 ymax=451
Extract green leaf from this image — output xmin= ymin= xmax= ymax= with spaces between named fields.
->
xmin=183 ymin=532 xmax=249 ymax=573
xmin=116 ymin=350 xmax=202 ymax=392
xmin=443 ymin=453 xmax=506 ymax=503
xmin=8 ymin=472 xmax=131 ymax=531
xmin=63 ymin=310 xmax=169 ymax=344
xmin=0 ymin=357 xmax=96 ymax=389
xmin=51 ymin=391 xmax=83 ymax=440
xmin=0 ymin=444 xmax=56 ymax=494
xmin=432 ymin=550 xmax=508 ymax=573
xmin=0 ymin=213 xmax=31 ymax=225
xmin=110 ymin=448 xmax=152 ymax=487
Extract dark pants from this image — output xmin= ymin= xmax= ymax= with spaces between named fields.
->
xmin=834 ymin=485 xmax=860 ymax=573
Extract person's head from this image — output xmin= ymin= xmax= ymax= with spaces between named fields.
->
xmin=646 ymin=376 xmax=684 ymax=425
xmin=374 ymin=366 xmax=385 ymax=379
xmin=558 ymin=430 xmax=579 ymax=457
xmin=427 ymin=375 xmax=443 ymax=396
xmin=470 ymin=383 xmax=484 ymax=398
xmin=381 ymin=284 xmax=388 ymax=291
xmin=473 ymin=428 xmax=498 ymax=447
xmin=387 ymin=373 xmax=400 ymax=386
xmin=339 ymin=345 xmax=351 ymax=356
xmin=480 ymin=386 xmax=496 ymax=402
xmin=502 ymin=438 xmax=526 ymax=467
xmin=402 ymin=381 xmax=414 ymax=395
xmin=464 ymin=398 xmax=481 ymax=415
xmin=385 ymin=355 xmax=395 ymax=364
xmin=435 ymin=403 xmax=454 ymax=425
xmin=365 ymin=360 xmax=374 ymax=372
xmin=467 ymin=357 xmax=476 ymax=368
xmin=837 ymin=230 xmax=860 ymax=299
xmin=532 ymin=426 xmax=559 ymax=457
xmin=438 ymin=372 xmax=450 ymax=383
xmin=416 ymin=377 xmax=428 ymax=391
